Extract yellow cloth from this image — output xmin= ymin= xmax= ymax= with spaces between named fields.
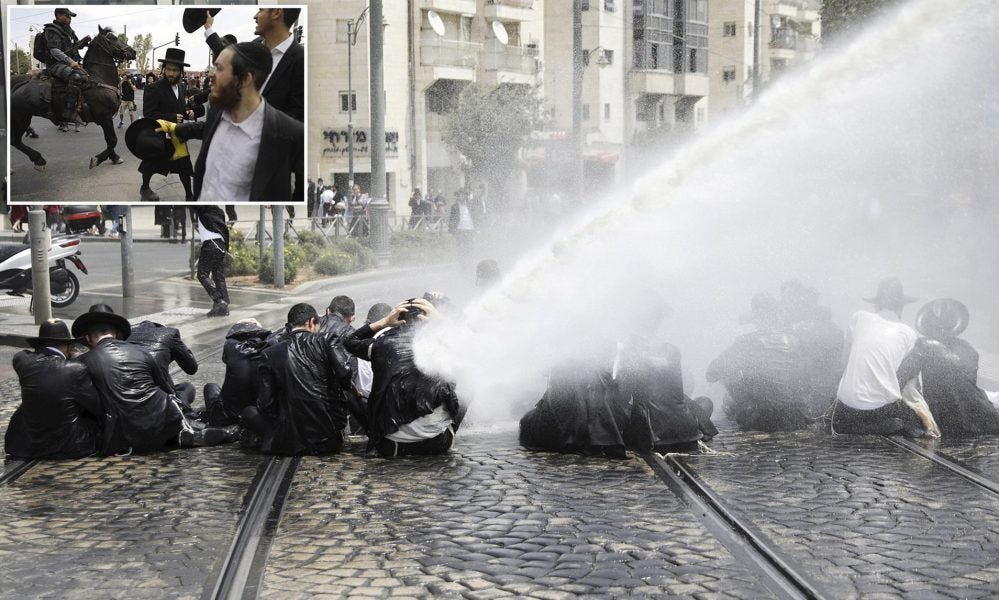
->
xmin=154 ymin=119 xmax=189 ymax=160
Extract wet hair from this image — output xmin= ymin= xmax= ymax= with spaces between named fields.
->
xmin=475 ymin=259 xmax=500 ymax=287
xmin=327 ymin=295 xmax=355 ymax=319
xmin=365 ymin=303 xmax=392 ymax=324
xmin=287 ymin=303 xmax=318 ymax=328
xmin=227 ymin=42 xmax=272 ymax=91
xmin=280 ymin=8 xmax=301 ymax=28
xmin=86 ymin=323 xmax=119 ymax=339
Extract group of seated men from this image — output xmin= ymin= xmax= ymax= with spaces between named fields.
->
xmin=4 ymin=294 xmax=464 ymax=460
xmin=708 ymin=277 xmax=999 ymax=438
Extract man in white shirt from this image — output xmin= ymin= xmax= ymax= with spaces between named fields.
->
xmin=833 ymin=278 xmax=925 ymax=435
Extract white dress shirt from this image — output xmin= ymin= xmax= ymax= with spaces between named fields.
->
xmin=836 ymin=309 xmax=918 ymax=410
xmin=200 ymin=99 xmax=266 ymax=204
xmin=262 ymin=33 xmax=294 ymax=92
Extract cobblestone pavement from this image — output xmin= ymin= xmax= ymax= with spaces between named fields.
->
xmin=259 ymin=429 xmax=775 ymax=599
xmin=682 ymin=422 xmax=999 ymax=599
xmin=911 ymin=436 xmax=999 ymax=482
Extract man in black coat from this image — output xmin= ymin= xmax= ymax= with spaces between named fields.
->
xmin=73 ymin=304 xmax=229 ymax=454
xmin=344 ymin=297 xmax=463 ymax=457
xmin=202 ymin=319 xmax=272 ymax=427
xmin=4 ymin=319 xmax=102 ymax=459
xmin=138 ymin=47 xmax=204 ymax=204
xmin=193 ymin=206 xmax=230 ymax=317
xmin=242 ymin=303 xmax=355 ymax=456
xmin=41 ymin=8 xmax=92 ymax=125
xmin=159 ymin=42 xmax=303 ymax=205
xmin=129 ymin=319 xmax=199 ymax=414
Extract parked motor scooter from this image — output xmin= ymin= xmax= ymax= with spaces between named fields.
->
xmin=0 ymin=234 xmax=88 ymax=308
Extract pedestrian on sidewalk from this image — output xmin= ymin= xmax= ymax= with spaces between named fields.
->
xmin=194 ymin=206 xmax=230 ymax=317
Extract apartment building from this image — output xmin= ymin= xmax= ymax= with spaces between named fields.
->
xmin=708 ymin=0 xmax=821 ymax=117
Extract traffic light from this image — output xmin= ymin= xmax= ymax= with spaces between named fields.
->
xmin=175 ymin=33 xmax=180 ymax=46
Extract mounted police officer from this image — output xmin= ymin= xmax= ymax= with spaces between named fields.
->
xmin=42 ymin=8 xmax=92 ymax=126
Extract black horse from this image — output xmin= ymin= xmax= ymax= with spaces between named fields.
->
xmin=10 ymin=27 xmax=137 ymax=171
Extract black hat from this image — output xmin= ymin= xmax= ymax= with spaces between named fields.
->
xmin=54 ymin=8 xmax=77 ymax=18
xmin=226 ymin=319 xmax=270 ymax=341
xmin=72 ymin=303 xmax=131 ymax=340
xmin=863 ymin=277 xmax=918 ymax=306
xmin=27 ymin=319 xmax=82 ymax=349
xmin=740 ymin=292 xmax=780 ymax=325
xmin=125 ymin=118 xmax=173 ymax=162
xmin=183 ymin=8 xmax=222 ymax=34
xmin=915 ymin=298 xmax=970 ymax=339
xmin=158 ymin=47 xmax=190 ymax=67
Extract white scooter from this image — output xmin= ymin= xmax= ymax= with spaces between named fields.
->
xmin=0 ymin=234 xmax=88 ymax=308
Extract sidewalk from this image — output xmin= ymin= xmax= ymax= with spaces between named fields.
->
xmin=0 ymin=206 xmax=194 ymax=244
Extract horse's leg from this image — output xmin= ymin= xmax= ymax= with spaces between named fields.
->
xmin=10 ymin=112 xmax=46 ymax=171
xmin=90 ymin=115 xmax=123 ymax=169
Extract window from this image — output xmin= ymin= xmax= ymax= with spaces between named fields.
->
xmin=460 ymin=16 xmax=472 ymax=41
xmin=336 ymin=19 xmax=352 ymax=43
xmin=582 ymin=104 xmax=590 ymax=121
xmin=604 ymin=0 xmax=616 ymax=11
xmin=722 ymin=67 xmax=736 ymax=83
xmin=723 ymin=22 xmax=736 ymax=37
xmin=582 ymin=49 xmax=590 ymax=66
xmin=604 ymin=103 xmax=611 ymax=120
xmin=602 ymin=49 xmax=614 ymax=64
xmin=339 ymin=92 xmax=357 ymax=113
xmin=689 ymin=48 xmax=698 ymax=73
xmin=581 ymin=0 xmax=590 ymax=10
xmin=650 ymin=43 xmax=659 ymax=69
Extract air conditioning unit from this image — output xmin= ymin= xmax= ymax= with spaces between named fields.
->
xmin=596 ymin=49 xmax=612 ymax=65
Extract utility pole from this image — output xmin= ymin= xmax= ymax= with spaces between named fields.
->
xmin=572 ymin=0 xmax=585 ymax=201
xmin=752 ymin=0 xmax=762 ymax=103
xmin=272 ymin=207 xmax=285 ymax=289
xmin=369 ymin=0 xmax=390 ymax=265
xmin=121 ymin=207 xmax=134 ymax=300
xmin=28 ymin=211 xmax=51 ymax=324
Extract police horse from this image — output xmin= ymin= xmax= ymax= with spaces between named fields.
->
xmin=10 ymin=27 xmax=136 ymax=171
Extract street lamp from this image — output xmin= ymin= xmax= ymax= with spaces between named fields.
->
xmin=346 ymin=7 xmax=370 ymax=191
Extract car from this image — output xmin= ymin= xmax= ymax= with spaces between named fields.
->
xmin=62 ymin=205 xmax=102 ymax=234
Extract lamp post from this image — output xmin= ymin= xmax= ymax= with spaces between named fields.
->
xmin=346 ymin=6 xmax=371 ymax=190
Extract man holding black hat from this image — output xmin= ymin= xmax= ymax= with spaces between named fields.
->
xmin=41 ymin=8 xmax=92 ymax=126
xmin=833 ymin=278 xmax=936 ymax=436
xmin=74 ymin=304 xmax=230 ymax=454
xmin=136 ymin=47 xmax=204 ymax=205
xmin=4 ymin=319 xmax=102 ymax=459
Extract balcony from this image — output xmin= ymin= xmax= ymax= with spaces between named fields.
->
xmin=481 ymin=41 xmax=537 ymax=85
xmin=419 ymin=0 xmax=476 ymax=15
xmin=630 ymin=70 xmax=677 ymax=95
xmin=484 ymin=0 xmax=535 ymax=22
xmin=674 ymin=73 xmax=709 ymax=97
xmin=420 ymin=37 xmax=481 ymax=81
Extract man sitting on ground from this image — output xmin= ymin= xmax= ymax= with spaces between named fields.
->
xmin=129 ymin=318 xmax=199 ymax=415
xmin=243 ymin=303 xmax=355 ymax=455
xmin=4 ymin=319 xmax=102 ymax=459
xmin=201 ymin=319 xmax=272 ymax=427
xmin=344 ymin=296 xmax=463 ymax=457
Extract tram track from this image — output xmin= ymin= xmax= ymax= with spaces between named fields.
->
xmin=645 ymin=452 xmax=827 ymax=600
xmin=882 ymin=435 xmax=999 ymax=496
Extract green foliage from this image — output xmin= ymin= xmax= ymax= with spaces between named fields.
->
xmin=295 ymin=230 xmax=326 ymax=262
xmin=132 ymin=33 xmax=153 ymax=72
xmin=258 ymin=244 xmax=304 ymax=285
xmin=389 ymin=231 xmax=455 ymax=265
xmin=444 ymin=82 xmax=547 ymax=197
xmin=9 ymin=48 xmax=31 ymax=76
xmin=313 ymin=250 xmax=357 ymax=276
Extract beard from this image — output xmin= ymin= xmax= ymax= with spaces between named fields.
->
xmin=209 ymin=78 xmax=242 ymax=111
xmin=164 ymin=72 xmax=180 ymax=84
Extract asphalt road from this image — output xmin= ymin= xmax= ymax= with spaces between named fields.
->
xmin=9 ymin=92 xmax=202 ymax=204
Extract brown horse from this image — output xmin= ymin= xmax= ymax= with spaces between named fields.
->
xmin=10 ymin=26 xmax=136 ymax=171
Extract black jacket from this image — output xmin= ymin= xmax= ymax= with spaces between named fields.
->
xmin=142 ymin=76 xmax=204 ymax=124
xmin=204 ymin=34 xmax=303 ymax=122
xmin=128 ymin=321 xmax=198 ymax=394
xmin=81 ymin=338 xmax=185 ymax=454
xmin=176 ymin=101 xmax=303 ymax=204
xmin=257 ymin=329 xmax=354 ymax=455
xmin=193 ymin=206 xmax=230 ymax=250
xmin=897 ymin=336 xmax=999 ymax=436
xmin=4 ymin=348 xmax=101 ymax=459
xmin=43 ymin=21 xmax=83 ymax=66
xmin=216 ymin=324 xmax=271 ymax=423
xmin=344 ymin=324 xmax=460 ymax=447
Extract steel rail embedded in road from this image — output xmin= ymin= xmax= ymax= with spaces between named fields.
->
xmin=645 ymin=453 xmax=827 ymax=600
xmin=0 ymin=459 xmax=38 ymax=486
xmin=206 ymin=456 xmax=299 ymax=600
xmin=882 ymin=435 xmax=999 ymax=496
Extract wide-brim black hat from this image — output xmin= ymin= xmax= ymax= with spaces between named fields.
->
xmin=915 ymin=298 xmax=969 ymax=338
xmin=183 ymin=8 xmax=222 ymax=34
xmin=158 ymin=47 xmax=190 ymax=67
xmin=125 ymin=118 xmax=173 ymax=162
xmin=226 ymin=319 xmax=270 ymax=341
xmin=72 ymin=303 xmax=131 ymax=340
xmin=27 ymin=318 xmax=82 ymax=349
xmin=863 ymin=277 xmax=918 ymax=305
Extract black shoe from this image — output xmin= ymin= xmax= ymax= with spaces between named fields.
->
xmin=179 ymin=427 xmax=229 ymax=447
xmin=140 ymin=187 xmax=160 ymax=202
xmin=693 ymin=396 xmax=714 ymax=420
xmin=207 ymin=300 xmax=229 ymax=317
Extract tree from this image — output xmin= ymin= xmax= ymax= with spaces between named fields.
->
xmin=443 ymin=83 xmax=547 ymax=210
xmin=821 ymin=0 xmax=902 ymax=41
xmin=9 ymin=48 xmax=31 ymax=76
xmin=132 ymin=33 xmax=153 ymax=73
xmin=116 ymin=32 xmax=131 ymax=70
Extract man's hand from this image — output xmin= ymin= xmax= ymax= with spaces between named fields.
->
xmin=205 ymin=11 xmax=214 ymax=30
xmin=408 ymin=298 xmax=440 ymax=321
xmin=155 ymin=119 xmax=177 ymax=134
xmin=70 ymin=61 xmax=82 ymax=70
xmin=185 ymin=109 xmax=195 ymax=120
xmin=175 ymin=113 xmax=184 ymax=124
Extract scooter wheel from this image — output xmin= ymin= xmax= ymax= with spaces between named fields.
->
xmin=50 ymin=270 xmax=80 ymax=308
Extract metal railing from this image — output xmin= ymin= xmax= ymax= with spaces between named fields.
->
xmin=230 ymin=215 xmax=449 ymax=246
xmin=482 ymin=41 xmax=537 ymax=73
xmin=419 ymin=37 xmax=482 ymax=69
xmin=486 ymin=0 xmax=535 ymax=8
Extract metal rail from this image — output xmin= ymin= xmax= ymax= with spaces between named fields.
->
xmin=645 ymin=453 xmax=827 ymax=600
xmin=882 ymin=435 xmax=999 ymax=496
xmin=0 ymin=459 xmax=37 ymax=486
xmin=205 ymin=456 xmax=299 ymax=600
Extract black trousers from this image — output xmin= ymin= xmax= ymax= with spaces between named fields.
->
xmin=375 ymin=427 xmax=454 ymax=458
xmin=198 ymin=240 xmax=229 ymax=304
xmin=832 ymin=399 xmax=924 ymax=436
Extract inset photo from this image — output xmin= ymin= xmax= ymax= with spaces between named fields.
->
xmin=7 ymin=4 xmax=305 ymax=205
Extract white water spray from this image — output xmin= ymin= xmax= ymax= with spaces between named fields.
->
xmin=416 ymin=0 xmax=999 ymax=424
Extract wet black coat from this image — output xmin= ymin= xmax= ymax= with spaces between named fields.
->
xmin=344 ymin=324 xmax=460 ymax=448
xmin=81 ymin=338 xmax=185 ymax=454
xmin=213 ymin=324 xmax=271 ymax=424
xmin=128 ymin=321 xmax=198 ymax=393
xmin=4 ymin=349 xmax=101 ymax=459
xmin=897 ymin=337 xmax=999 ymax=436
xmin=257 ymin=329 xmax=354 ymax=455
